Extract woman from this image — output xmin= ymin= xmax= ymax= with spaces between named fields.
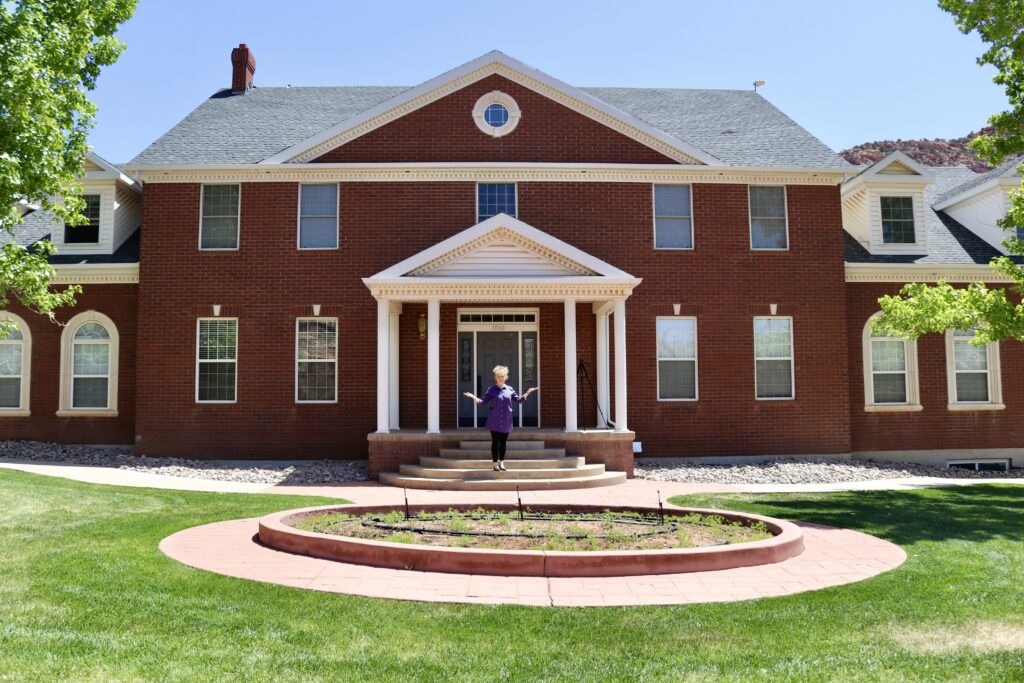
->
xmin=463 ymin=365 xmax=539 ymax=471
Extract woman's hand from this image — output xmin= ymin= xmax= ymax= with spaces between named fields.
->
xmin=462 ymin=391 xmax=483 ymax=404
xmin=525 ymin=387 xmax=539 ymax=396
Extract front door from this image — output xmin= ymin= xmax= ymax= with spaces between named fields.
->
xmin=457 ymin=311 xmax=540 ymax=428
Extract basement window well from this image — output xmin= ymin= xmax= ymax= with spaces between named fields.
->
xmin=946 ymin=459 xmax=1011 ymax=473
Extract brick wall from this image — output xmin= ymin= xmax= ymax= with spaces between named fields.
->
xmin=0 ymin=284 xmax=137 ymax=445
xmin=312 ymin=75 xmax=676 ymax=165
xmin=847 ymin=282 xmax=1024 ymax=452
xmin=135 ymin=180 xmax=851 ymax=459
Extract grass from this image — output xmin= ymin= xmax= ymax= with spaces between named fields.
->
xmin=0 ymin=470 xmax=1021 ymax=682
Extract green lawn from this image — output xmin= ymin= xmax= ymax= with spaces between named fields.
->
xmin=0 ymin=469 xmax=1021 ymax=682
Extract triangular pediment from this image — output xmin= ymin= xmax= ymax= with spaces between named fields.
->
xmin=368 ymin=214 xmax=635 ymax=282
xmin=261 ymin=51 xmax=721 ymax=166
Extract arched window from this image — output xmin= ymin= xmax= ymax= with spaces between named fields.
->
xmin=862 ymin=313 xmax=921 ymax=411
xmin=945 ymin=328 xmax=1004 ymax=410
xmin=0 ymin=312 xmax=31 ymax=415
xmin=59 ymin=311 xmax=119 ymax=415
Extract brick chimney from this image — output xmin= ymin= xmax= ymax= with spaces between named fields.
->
xmin=230 ymin=43 xmax=255 ymax=94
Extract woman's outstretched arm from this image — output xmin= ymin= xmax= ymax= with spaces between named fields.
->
xmin=462 ymin=391 xmax=483 ymax=404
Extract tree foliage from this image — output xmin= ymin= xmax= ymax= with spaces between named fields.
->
xmin=874 ymin=0 xmax=1024 ymax=343
xmin=0 ymin=0 xmax=137 ymax=337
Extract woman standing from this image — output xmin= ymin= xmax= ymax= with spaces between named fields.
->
xmin=463 ymin=365 xmax=539 ymax=471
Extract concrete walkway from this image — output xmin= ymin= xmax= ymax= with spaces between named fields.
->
xmin=1 ymin=459 xmax=1020 ymax=498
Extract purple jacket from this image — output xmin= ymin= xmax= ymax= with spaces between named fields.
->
xmin=481 ymin=384 xmax=527 ymax=433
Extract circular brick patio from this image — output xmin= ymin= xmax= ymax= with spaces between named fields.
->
xmin=160 ymin=514 xmax=905 ymax=607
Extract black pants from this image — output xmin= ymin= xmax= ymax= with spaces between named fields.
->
xmin=490 ymin=430 xmax=510 ymax=462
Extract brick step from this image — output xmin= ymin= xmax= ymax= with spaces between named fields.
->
xmin=439 ymin=447 xmax=567 ymax=459
xmin=419 ymin=456 xmax=584 ymax=469
xmin=378 ymin=470 xmax=627 ymax=491
xmin=398 ymin=464 xmax=607 ymax=480
xmin=459 ymin=440 xmax=545 ymax=451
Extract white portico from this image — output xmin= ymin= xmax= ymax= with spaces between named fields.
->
xmin=363 ymin=214 xmax=640 ymax=437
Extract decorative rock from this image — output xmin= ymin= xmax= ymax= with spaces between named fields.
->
xmin=0 ymin=440 xmax=368 ymax=484
xmin=635 ymin=457 xmax=1023 ymax=484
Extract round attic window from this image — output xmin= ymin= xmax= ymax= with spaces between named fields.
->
xmin=473 ymin=92 xmax=521 ymax=137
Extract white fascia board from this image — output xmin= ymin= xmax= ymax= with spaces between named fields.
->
xmin=367 ymin=213 xmax=637 ymax=280
xmin=844 ymin=262 xmax=1015 ymax=283
xmin=257 ymin=51 xmax=724 ymax=166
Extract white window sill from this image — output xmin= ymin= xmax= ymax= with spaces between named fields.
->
xmin=864 ymin=404 xmax=923 ymax=413
xmin=0 ymin=409 xmax=31 ymax=417
xmin=56 ymin=409 xmax=118 ymax=418
xmin=947 ymin=403 xmax=1006 ymax=412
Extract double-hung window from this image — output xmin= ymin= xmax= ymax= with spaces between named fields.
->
xmin=749 ymin=186 xmax=788 ymax=249
xmin=754 ymin=317 xmax=794 ymax=399
xmin=869 ymin=337 xmax=909 ymax=404
xmin=64 ymin=194 xmax=101 ymax=244
xmin=196 ymin=319 xmax=237 ymax=402
xmin=299 ymin=184 xmax=338 ymax=249
xmin=653 ymin=185 xmax=692 ymax=249
xmin=71 ymin=323 xmax=112 ymax=409
xmin=200 ymin=185 xmax=240 ymax=250
xmin=296 ymin=319 xmax=338 ymax=402
xmin=0 ymin=317 xmax=28 ymax=411
xmin=946 ymin=329 xmax=1002 ymax=408
xmin=477 ymin=183 xmax=516 ymax=222
xmin=657 ymin=317 xmax=697 ymax=400
xmin=880 ymin=196 xmax=915 ymax=244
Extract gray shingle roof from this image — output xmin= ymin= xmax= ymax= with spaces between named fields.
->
xmin=2 ymin=208 xmax=60 ymax=247
xmin=845 ymin=166 xmax=1004 ymax=265
xmin=129 ymin=85 xmax=850 ymax=169
xmin=1 ymin=209 xmax=140 ymax=264
xmin=932 ymin=155 xmax=1022 ymax=206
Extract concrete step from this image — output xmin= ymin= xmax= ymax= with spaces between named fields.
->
xmin=398 ymin=464 xmax=607 ymax=480
xmin=439 ymin=447 xmax=567 ymax=459
xmin=379 ymin=470 xmax=627 ymax=491
xmin=459 ymin=440 xmax=545 ymax=451
xmin=419 ymin=456 xmax=585 ymax=470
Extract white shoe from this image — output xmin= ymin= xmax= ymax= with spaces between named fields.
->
xmin=499 ymin=462 xmax=508 ymax=471
xmin=493 ymin=464 xmax=500 ymax=471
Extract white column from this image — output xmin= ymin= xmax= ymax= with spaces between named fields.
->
xmin=376 ymin=298 xmax=390 ymax=434
xmin=564 ymin=299 xmax=578 ymax=432
xmin=595 ymin=309 xmax=610 ymax=428
xmin=388 ymin=303 xmax=401 ymax=430
xmin=426 ymin=298 xmax=440 ymax=434
xmin=613 ymin=299 xmax=628 ymax=432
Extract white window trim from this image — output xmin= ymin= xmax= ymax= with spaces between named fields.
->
xmin=753 ymin=316 xmax=795 ymax=401
xmin=195 ymin=317 xmax=238 ymax=404
xmin=296 ymin=183 xmax=340 ymax=250
xmin=295 ymin=317 xmax=339 ymax=404
xmin=198 ymin=183 xmax=241 ymax=252
xmin=656 ymin=316 xmax=698 ymax=402
xmin=945 ymin=329 xmax=1004 ymax=410
xmin=63 ymin=194 xmax=103 ymax=246
xmin=862 ymin=313 xmax=921 ymax=412
xmin=471 ymin=91 xmax=521 ymax=138
xmin=475 ymin=182 xmax=518 ymax=224
xmin=57 ymin=311 xmax=119 ymax=417
xmin=877 ymin=192 xmax=920 ymax=248
xmin=652 ymin=183 xmax=694 ymax=251
xmin=748 ymin=185 xmax=790 ymax=251
xmin=0 ymin=312 xmax=31 ymax=416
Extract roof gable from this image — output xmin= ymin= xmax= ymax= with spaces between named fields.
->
xmin=368 ymin=214 xmax=635 ymax=282
xmin=262 ymin=51 xmax=722 ymax=166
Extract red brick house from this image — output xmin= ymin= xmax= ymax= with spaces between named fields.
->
xmin=3 ymin=47 xmax=1021 ymax=484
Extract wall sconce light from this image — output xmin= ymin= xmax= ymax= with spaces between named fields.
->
xmin=212 ymin=304 xmax=221 ymax=317
xmin=673 ymin=303 xmax=681 ymax=316
xmin=312 ymin=304 xmax=321 ymax=317
xmin=769 ymin=303 xmax=778 ymax=315
xmin=418 ymin=314 xmax=427 ymax=340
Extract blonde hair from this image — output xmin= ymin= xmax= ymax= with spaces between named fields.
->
xmin=492 ymin=365 xmax=509 ymax=378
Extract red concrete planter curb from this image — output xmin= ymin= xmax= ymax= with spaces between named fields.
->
xmin=257 ymin=503 xmax=804 ymax=577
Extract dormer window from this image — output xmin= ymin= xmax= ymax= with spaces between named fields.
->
xmin=880 ymin=196 xmax=915 ymax=244
xmin=64 ymin=195 xmax=101 ymax=244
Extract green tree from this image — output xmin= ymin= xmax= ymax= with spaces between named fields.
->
xmin=874 ymin=0 xmax=1024 ymax=344
xmin=0 ymin=0 xmax=137 ymax=338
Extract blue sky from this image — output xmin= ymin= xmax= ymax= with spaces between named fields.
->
xmin=90 ymin=0 xmax=1007 ymax=163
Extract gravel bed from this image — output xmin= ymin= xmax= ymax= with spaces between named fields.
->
xmin=635 ymin=457 xmax=1024 ymax=485
xmin=0 ymin=440 xmax=367 ymax=484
